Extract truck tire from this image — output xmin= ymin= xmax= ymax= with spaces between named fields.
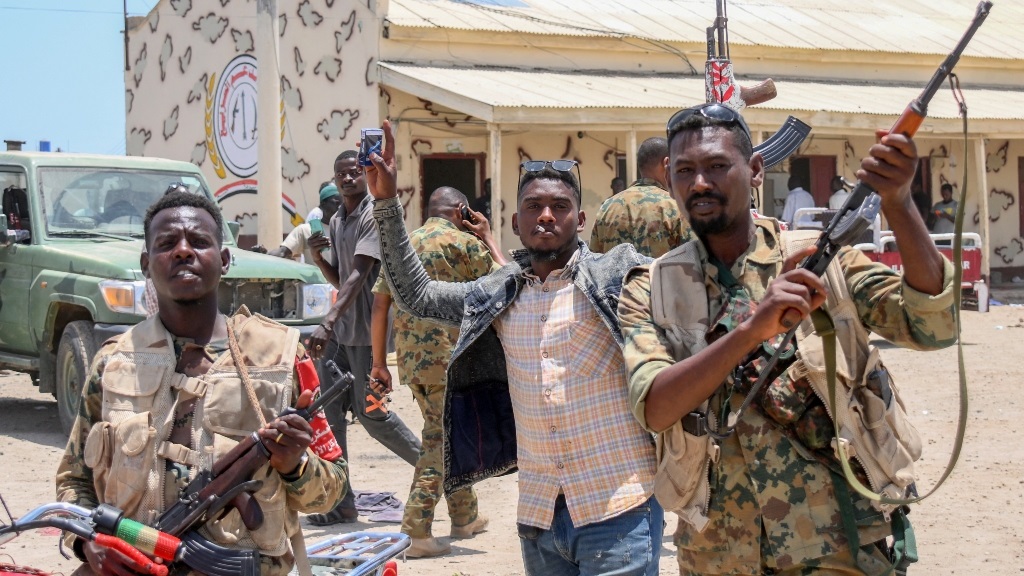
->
xmin=56 ymin=321 xmax=97 ymax=436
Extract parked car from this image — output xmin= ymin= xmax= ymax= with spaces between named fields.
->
xmin=0 ymin=152 xmax=334 ymax=434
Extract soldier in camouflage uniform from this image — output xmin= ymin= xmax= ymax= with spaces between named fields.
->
xmin=369 ymin=187 xmax=507 ymax=558
xmin=56 ymin=191 xmax=347 ymax=576
xmin=590 ymin=136 xmax=692 ymax=257
xmin=617 ymin=104 xmax=956 ymax=575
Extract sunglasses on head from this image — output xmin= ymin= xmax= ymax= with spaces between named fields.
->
xmin=519 ymin=159 xmax=583 ymax=191
xmin=666 ymin=103 xmax=752 ymax=146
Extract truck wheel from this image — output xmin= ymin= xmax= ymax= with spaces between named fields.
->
xmin=56 ymin=321 xmax=97 ymax=436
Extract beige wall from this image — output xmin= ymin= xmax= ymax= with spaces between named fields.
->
xmin=126 ymin=0 xmax=382 ymax=239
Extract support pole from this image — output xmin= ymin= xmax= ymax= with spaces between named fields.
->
xmin=626 ymin=128 xmax=638 ymax=185
xmin=256 ymin=0 xmax=282 ymax=248
xmin=973 ymin=137 xmax=990 ymax=280
xmin=488 ymin=124 xmax=503 ymax=251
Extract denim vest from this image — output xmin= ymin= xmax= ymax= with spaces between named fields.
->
xmin=373 ymin=197 xmax=651 ymax=494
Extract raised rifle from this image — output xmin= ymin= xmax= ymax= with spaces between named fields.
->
xmin=711 ymin=0 xmax=993 ymax=439
xmin=705 ymin=0 xmax=811 ymax=168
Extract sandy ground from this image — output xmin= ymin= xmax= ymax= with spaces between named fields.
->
xmin=1 ymin=305 xmax=1023 ymax=575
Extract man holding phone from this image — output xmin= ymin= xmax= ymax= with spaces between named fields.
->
xmin=306 ymin=149 xmax=422 ymax=526
xmin=254 ymin=182 xmax=341 ymax=263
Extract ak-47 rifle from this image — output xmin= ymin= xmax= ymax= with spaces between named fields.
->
xmin=705 ymin=0 xmax=811 ymax=169
xmin=711 ymin=1 xmax=993 ymax=440
xmin=0 ymin=360 xmax=353 ymax=576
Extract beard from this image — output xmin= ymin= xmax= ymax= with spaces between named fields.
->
xmin=687 ymin=192 xmax=732 ymax=237
xmin=525 ymin=247 xmax=563 ymax=262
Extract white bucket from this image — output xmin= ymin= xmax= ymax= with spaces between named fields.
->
xmin=975 ymin=280 xmax=989 ymax=313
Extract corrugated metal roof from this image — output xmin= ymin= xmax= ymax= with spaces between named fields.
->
xmin=379 ymin=62 xmax=1024 ymax=123
xmin=387 ymin=0 xmax=1022 ymax=59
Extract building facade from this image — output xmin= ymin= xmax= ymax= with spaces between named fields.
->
xmin=126 ymin=0 xmax=1024 ymax=281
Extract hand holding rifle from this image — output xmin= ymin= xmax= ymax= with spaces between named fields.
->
xmin=256 ymin=388 xmax=315 ymax=477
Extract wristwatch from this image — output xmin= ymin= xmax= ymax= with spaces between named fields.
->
xmin=281 ymin=452 xmax=309 ymax=482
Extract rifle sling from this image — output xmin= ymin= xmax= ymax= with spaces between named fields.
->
xmin=826 ymin=79 xmax=969 ymax=511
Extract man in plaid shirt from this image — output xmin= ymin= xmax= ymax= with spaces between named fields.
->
xmin=367 ymin=121 xmax=663 ymax=576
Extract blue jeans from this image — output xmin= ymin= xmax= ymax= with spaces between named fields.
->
xmin=518 ymin=495 xmax=664 ymax=576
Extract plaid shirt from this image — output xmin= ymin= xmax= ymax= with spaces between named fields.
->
xmin=493 ymin=251 xmax=657 ymax=529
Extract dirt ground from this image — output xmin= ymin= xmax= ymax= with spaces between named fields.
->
xmin=1 ymin=305 xmax=1023 ymax=575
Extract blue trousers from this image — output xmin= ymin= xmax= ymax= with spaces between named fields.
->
xmin=518 ymin=495 xmax=664 ymax=576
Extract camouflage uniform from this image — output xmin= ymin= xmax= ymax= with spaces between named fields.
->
xmin=56 ymin=316 xmax=348 ymax=576
xmin=372 ymin=217 xmax=501 ymax=539
xmin=589 ymin=177 xmax=692 ymax=257
xmin=618 ymin=218 xmax=957 ymax=575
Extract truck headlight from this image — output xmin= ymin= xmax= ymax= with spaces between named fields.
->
xmin=300 ymin=283 xmax=334 ymax=319
xmin=99 ymin=279 xmax=149 ymax=316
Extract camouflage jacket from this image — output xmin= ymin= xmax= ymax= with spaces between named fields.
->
xmin=589 ymin=177 xmax=692 ymax=258
xmin=372 ymin=217 xmax=500 ymax=388
xmin=56 ymin=314 xmax=348 ymax=576
xmin=618 ymin=218 xmax=957 ymax=574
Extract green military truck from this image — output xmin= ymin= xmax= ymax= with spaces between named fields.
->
xmin=0 ymin=152 xmax=334 ymax=434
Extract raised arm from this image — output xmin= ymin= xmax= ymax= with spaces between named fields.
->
xmin=365 ymin=120 xmax=473 ymax=326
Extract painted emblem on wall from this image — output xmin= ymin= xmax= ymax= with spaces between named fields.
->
xmin=213 ymin=54 xmax=259 ymax=177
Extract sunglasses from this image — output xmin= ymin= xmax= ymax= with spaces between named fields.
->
xmin=518 ymin=159 xmax=582 ymax=192
xmin=666 ymin=103 xmax=752 ymax=146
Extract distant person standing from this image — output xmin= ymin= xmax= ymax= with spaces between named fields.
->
xmin=253 ymin=183 xmax=341 ymax=263
xmin=306 ymin=150 xmax=423 ymax=526
xmin=306 ymin=181 xmax=334 ymax=222
xmin=827 ymin=175 xmax=851 ymax=209
xmin=590 ymin=137 xmax=692 ymax=257
xmin=781 ymin=174 xmax=814 ymax=226
xmin=609 ymin=176 xmax=626 ymax=196
xmin=930 ymin=183 xmax=958 ymax=234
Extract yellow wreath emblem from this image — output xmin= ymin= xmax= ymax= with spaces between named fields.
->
xmin=205 ymin=73 xmax=227 ymax=180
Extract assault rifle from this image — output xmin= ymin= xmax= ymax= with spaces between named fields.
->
xmin=705 ymin=0 xmax=811 ymax=169
xmin=710 ymin=0 xmax=993 ymax=439
xmin=156 ymin=359 xmax=352 ymax=536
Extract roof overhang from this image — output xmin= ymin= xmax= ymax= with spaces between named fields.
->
xmin=379 ymin=62 xmax=1024 ymax=137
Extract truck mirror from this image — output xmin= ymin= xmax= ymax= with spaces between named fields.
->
xmin=227 ymin=221 xmax=241 ymax=242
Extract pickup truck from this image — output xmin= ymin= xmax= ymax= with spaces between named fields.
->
xmin=0 ymin=152 xmax=334 ymax=434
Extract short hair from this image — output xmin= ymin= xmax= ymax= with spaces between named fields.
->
xmin=144 ymin=190 xmax=225 ymax=247
xmin=428 ymin=186 xmax=469 ymax=213
xmin=788 ymin=174 xmax=806 ymax=190
xmin=830 ymin=175 xmax=845 ymax=192
xmin=335 ymin=150 xmax=358 ymax=164
xmin=667 ymin=112 xmax=752 ymax=160
xmin=941 ymin=183 xmax=954 ymax=194
xmin=637 ymin=137 xmax=669 ymax=170
xmin=519 ymin=166 xmax=581 ymax=206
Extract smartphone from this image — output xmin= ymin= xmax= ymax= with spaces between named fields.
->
xmin=359 ymin=128 xmax=384 ymax=167
xmin=308 ymin=218 xmax=323 ymax=236
xmin=460 ymin=206 xmax=475 ymax=223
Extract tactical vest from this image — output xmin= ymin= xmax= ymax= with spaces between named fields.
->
xmin=649 ymin=231 xmax=922 ymax=529
xmin=83 ymin=308 xmax=300 ymax=557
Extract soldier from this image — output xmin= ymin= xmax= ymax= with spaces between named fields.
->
xmin=617 ymin=103 xmax=957 ymax=575
xmin=56 ymin=190 xmax=348 ymax=576
xmin=368 ymin=186 xmax=507 ymax=558
xmin=366 ymin=121 xmax=664 ymax=576
xmin=590 ymin=137 xmax=692 ymax=257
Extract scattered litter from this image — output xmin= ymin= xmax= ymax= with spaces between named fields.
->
xmin=989 ymin=299 xmax=1004 ymax=306
xmin=995 ymin=325 xmax=1004 ymax=330
xmin=922 ymin=410 xmax=929 ymax=415
xmin=1012 ymin=276 xmax=1023 ymax=283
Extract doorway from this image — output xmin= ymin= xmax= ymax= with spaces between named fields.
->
xmin=420 ymin=154 xmax=485 ymax=223
xmin=790 ymin=155 xmax=836 ymax=206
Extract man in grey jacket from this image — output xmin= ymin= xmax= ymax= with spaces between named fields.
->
xmin=366 ymin=120 xmax=663 ymax=576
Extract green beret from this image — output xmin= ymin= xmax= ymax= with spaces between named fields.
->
xmin=319 ymin=183 xmax=339 ymax=201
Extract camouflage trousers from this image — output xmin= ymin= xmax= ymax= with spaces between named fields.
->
xmin=677 ymin=524 xmax=893 ymax=576
xmin=402 ymin=379 xmax=479 ymax=538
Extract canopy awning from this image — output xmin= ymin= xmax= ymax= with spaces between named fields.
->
xmin=379 ymin=62 xmax=1024 ymax=136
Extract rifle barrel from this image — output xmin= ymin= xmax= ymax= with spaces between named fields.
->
xmin=913 ymin=1 xmax=993 ymax=119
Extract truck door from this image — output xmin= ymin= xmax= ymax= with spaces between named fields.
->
xmin=0 ymin=167 xmax=35 ymax=353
